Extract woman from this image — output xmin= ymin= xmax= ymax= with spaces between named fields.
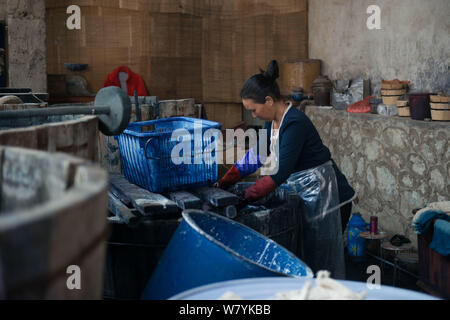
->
xmin=218 ymin=60 xmax=357 ymax=279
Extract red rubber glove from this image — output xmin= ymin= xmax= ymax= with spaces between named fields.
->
xmin=244 ymin=176 xmax=278 ymax=202
xmin=218 ymin=165 xmax=242 ymax=189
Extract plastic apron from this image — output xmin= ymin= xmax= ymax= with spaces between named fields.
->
xmin=285 ymin=161 xmax=346 ymax=279
xmin=261 ymin=104 xmax=345 ymax=279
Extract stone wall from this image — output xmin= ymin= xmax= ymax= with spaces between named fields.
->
xmin=7 ymin=0 xmax=47 ymax=92
xmin=305 ymin=106 xmax=450 ymax=249
xmin=309 ymin=0 xmax=450 ymax=94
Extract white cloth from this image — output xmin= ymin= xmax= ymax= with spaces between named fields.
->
xmin=217 ymin=271 xmax=367 ymax=301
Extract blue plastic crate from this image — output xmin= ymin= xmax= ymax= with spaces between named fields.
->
xmin=116 ymin=117 xmax=222 ymax=193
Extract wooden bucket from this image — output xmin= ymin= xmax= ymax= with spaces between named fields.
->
xmin=430 ymin=102 xmax=450 ymax=110
xmin=397 ymin=106 xmax=411 ymax=117
xmin=0 ymin=103 xmax=98 ymax=162
xmin=381 ymin=80 xmax=409 ymax=90
xmin=397 ymin=100 xmax=410 ymax=117
xmin=431 ymin=102 xmax=450 ymax=121
xmin=0 ymin=147 xmax=109 ymax=299
xmin=382 ymin=95 xmax=402 ymax=106
xmin=381 ymin=89 xmax=407 ymax=96
xmin=381 ymin=82 xmax=404 ymax=90
xmin=430 ymin=95 xmax=450 ymax=103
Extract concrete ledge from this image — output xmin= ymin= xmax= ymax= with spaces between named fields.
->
xmin=305 ymin=106 xmax=450 ymax=249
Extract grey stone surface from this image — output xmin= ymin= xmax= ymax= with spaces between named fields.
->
xmin=306 ymin=107 xmax=450 ymax=249
xmin=0 ymin=0 xmax=6 ymax=22
xmin=6 ymin=0 xmax=46 ymax=92
xmin=309 ymin=0 xmax=450 ymax=94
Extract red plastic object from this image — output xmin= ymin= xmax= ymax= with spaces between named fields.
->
xmin=347 ymin=96 xmax=373 ymax=114
xmin=104 ymin=66 xmax=149 ymax=96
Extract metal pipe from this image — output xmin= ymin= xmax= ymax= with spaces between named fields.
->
xmin=0 ymin=106 xmax=111 ymax=119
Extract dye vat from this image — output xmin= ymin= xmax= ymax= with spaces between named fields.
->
xmin=0 ymin=103 xmax=98 ymax=161
xmin=0 ymin=146 xmax=108 ymax=299
xmin=142 ymin=210 xmax=313 ymax=300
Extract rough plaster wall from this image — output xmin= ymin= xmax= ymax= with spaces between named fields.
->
xmin=306 ymin=107 xmax=450 ymax=250
xmin=7 ymin=0 xmax=47 ymax=92
xmin=0 ymin=0 xmax=7 ymax=22
xmin=309 ymin=0 xmax=450 ymax=94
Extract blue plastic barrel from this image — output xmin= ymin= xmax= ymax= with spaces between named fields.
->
xmin=347 ymin=213 xmax=370 ymax=259
xmin=142 ymin=210 xmax=313 ymax=300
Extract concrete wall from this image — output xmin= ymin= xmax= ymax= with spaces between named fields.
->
xmin=0 ymin=0 xmax=7 ymax=22
xmin=7 ymin=0 xmax=47 ymax=92
xmin=309 ymin=0 xmax=450 ymax=94
xmin=305 ymin=107 xmax=450 ymax=249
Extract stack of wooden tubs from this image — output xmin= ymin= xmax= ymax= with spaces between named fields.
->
xmin=430 ymin=94 xmax=450 ymax=121
xmin=381 ymin=79 xmax=409 ymax=106
xmin=0 ymin=100 xmax=109 ymax=299
xmin=397 ymin=98 xmax=411 ymax=117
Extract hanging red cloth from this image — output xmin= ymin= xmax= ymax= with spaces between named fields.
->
xmin=104 ymin=66 xmax=148 ymax=96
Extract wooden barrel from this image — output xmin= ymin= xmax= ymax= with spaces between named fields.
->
xmin=0 ymin=103 xmax=98 ymax=161
xmin=0 ymin=146 xmax=109 ymax=299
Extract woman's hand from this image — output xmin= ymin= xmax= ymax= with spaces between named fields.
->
xmin=244 ymin=176 xmax=278 ymax=202
xmin=216 ymin=165 xmax=242 ymax=189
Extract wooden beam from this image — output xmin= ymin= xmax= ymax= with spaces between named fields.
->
xmin=109 ymin=174 xmax=180 ymax=220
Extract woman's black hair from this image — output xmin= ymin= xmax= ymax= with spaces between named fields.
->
xmin=240 ymin=60 xmax=282 ymax=104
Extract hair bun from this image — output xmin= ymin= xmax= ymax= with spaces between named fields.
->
xmin=262 ymin=60 xmax=280 ymax=82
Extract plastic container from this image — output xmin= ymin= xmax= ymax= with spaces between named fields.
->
xmin=142 ymin=210 xmax=313 ymax=300
xmin=169 ymin=277 xmax=439 ymax=300
xmin=116 ymin=117 xmax=222 ymax=193
xmin=409 ymin=93 xmax=431 ymax=120
xmin=369 ymin=97 xmax=382 ymax=114
xmin=377 ymin=104 xmax=398 ymax=116
xmin=347 ymin=213 xmax=370 ymax=260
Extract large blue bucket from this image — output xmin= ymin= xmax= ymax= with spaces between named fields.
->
xmin=142 ymin=210 xmax=313 ymax=300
